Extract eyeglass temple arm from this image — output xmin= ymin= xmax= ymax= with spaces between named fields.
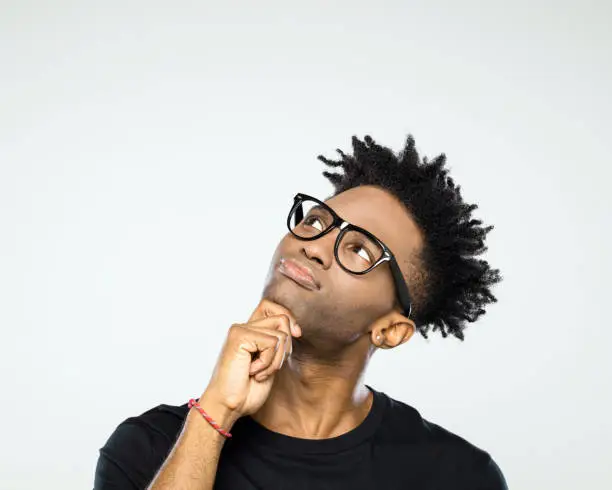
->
xmin=388 ymin=259 xmax=413 ymax=318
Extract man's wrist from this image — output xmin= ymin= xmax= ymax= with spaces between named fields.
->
xmin=190 ymin=393 xmax=241 ymax=435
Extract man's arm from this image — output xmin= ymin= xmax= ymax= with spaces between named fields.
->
xmin=146 ymin=395 xmax=239 ymax=490
xmin=147 ymin=302 xmax=297 ymax=489
xmin=94 ymin=396 xmax=238 ymax=490
xmin=95 ymin=299 xmax=296 ymax=489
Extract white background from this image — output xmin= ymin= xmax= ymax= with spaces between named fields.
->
xmin=1 ymin=1 xmax=611 ymax=489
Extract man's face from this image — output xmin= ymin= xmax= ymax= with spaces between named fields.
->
xmin=262 ymin=185 xmax=423 ymax=352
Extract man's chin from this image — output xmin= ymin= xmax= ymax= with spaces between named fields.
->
xmin=261 ymin=281 xmax=310 ymax=324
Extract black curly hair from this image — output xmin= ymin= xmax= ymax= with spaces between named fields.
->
xmin=318 ymin=135 xmax=502 ymax=341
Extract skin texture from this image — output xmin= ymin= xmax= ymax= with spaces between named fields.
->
xmin=255 ymin=184 xmax=424 ymax=438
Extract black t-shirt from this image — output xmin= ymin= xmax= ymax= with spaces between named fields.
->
xmin=94 ymin=385 xmax=508 ymax=489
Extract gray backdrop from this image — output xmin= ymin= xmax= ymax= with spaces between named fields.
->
xmin=1 ymin=1 xmax=610 ymax=489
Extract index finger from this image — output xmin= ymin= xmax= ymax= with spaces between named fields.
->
xmin=248 ymin=298 xmax=302 ymax=337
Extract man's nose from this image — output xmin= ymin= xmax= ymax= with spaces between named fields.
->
xmin=300 ymin=229 xmax=338 ymax=269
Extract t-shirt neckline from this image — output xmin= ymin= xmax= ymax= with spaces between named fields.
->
xmin=233 ymin=384 xmax=387 ymax=455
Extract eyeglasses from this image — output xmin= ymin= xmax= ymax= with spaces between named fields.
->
xmin=287 ymin=193 xmax=413 ymax=318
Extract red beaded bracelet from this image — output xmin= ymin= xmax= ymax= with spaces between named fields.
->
xmin=188 ymin=399 xmax=233 ymax=438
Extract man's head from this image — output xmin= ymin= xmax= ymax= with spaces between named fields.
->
xmin=262 ymin=134 xmax=501 ymax=354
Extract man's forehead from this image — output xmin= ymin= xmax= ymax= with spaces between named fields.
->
xmin=324 ymin=186 xmax=423 ymax=255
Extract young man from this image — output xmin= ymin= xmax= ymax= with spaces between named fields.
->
xmin=94 ymin=135 xmax=507 ymax=489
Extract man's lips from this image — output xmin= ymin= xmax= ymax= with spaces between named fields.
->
xmin=278 ymin=257 xmax=320 ymax=291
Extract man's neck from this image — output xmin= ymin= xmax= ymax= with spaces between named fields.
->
xmin=250 ymin=341 xmax=374 ymax=439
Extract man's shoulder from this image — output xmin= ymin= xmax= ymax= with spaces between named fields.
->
xmin=97 ymin=402 xmax=189 ymax=483
xmin=378 ymin=391 xmax=508 ymax=489
xmin=381 ymin=391 xmax=490 ymax=451
xmin=128 ymin=401 xmax=190 ymax=432
xmin=94 ymin=402 xmax=189 ymax=489
xmin=101 ymin=401 xmax=189 ymax=451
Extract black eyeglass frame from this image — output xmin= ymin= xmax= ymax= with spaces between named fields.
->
xmin=287 ymin=193 xmax=413 ymax=318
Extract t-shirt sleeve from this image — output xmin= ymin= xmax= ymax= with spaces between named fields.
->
xmin=93 ymin=421 xmax=166 ymax=490
xmin=473 ymin=454 xmax=509 ymax=490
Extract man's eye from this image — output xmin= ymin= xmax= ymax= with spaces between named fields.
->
xmin=304 ymin=216 xmax=324 ymax=231
xmin=352 ymin=245 xmax=372 ymax=263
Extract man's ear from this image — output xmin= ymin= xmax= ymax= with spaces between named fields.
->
xmin=371 ymin=311 xmax=416 ymax=349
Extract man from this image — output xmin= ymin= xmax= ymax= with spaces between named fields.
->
xmin=94 ymin=135 xmax=507 ymax=489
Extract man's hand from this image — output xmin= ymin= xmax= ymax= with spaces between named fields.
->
xmin=146 ymin=299 xmax=301 ymax=490
xmin=201 ymin=299 xmax=302 ymax=419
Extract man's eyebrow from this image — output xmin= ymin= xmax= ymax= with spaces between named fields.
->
xmin=308 ymin=204 xmax=387 ymax=245
xmin=309 ymin=204 xmax=328 ymax=213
